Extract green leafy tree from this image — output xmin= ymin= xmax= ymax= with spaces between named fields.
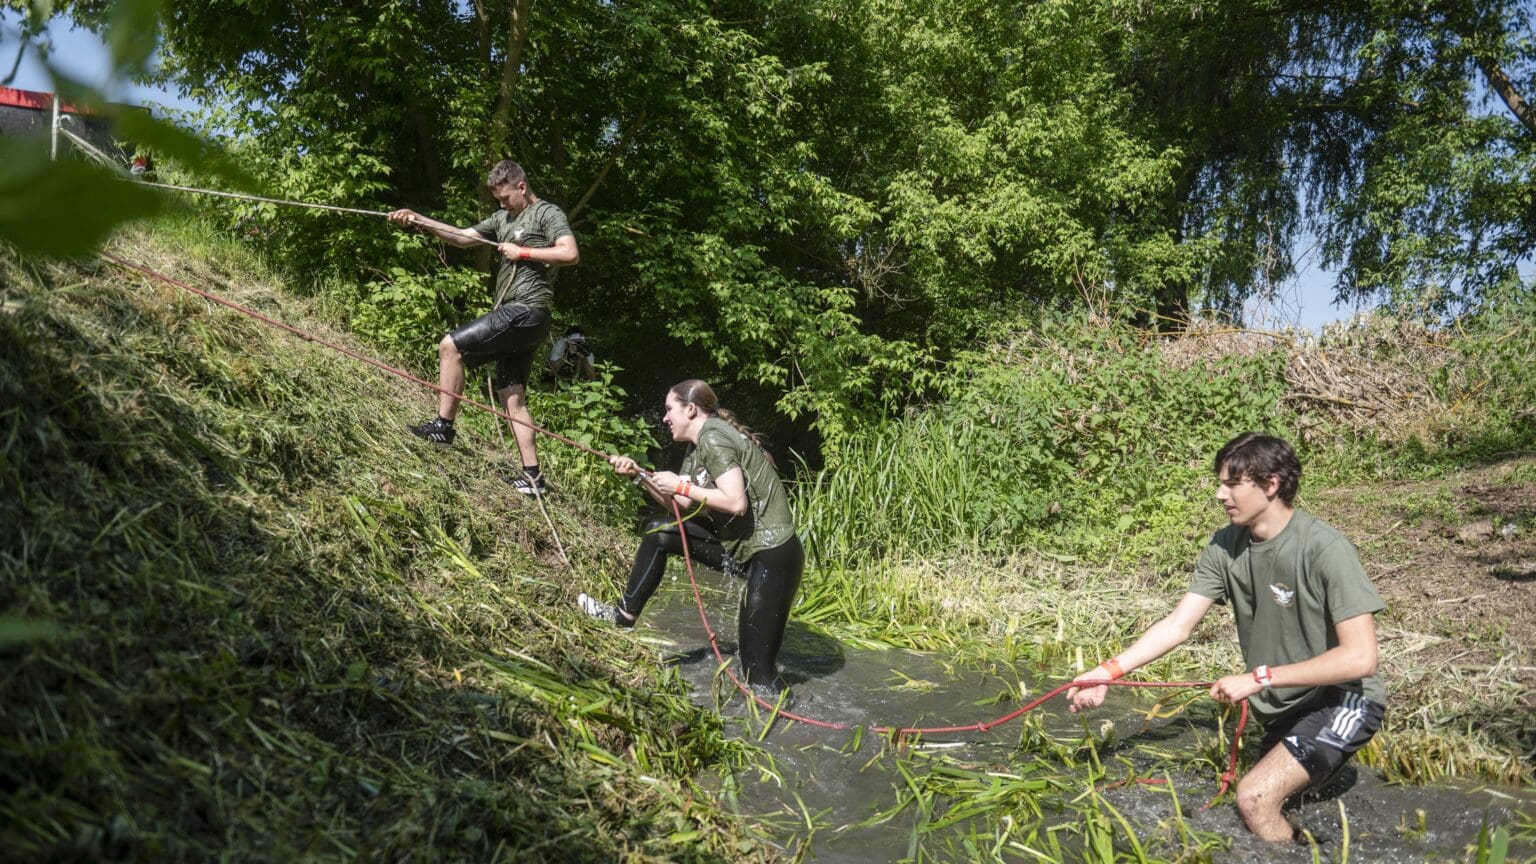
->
xmin=1109 ymin=0 xmax=1535 ymax=323
xmin=46 ymin=0 xmax=1533 ymax=448
xmin=140 ymin=0 xmax=931 ymax=443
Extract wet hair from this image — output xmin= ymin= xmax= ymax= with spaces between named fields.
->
xmin=486 ymin=159 xmax=527 ymax=190
xmin=1214 ymin=432 xmax=1300 ymax=505
xmin=669 ymin=379 xmax=773 ymax=464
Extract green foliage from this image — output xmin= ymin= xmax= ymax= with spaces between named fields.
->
xmin=527 ymin=366 xmax=659 ymax=514
xmin=850 ymin=0 xmax=1183 ymax=340
xmin=33 ymin=0 xmax=1536 ymax=445
xmin=0 ymin=615 xmax=68 ymax=647
xmin=539 ymin=370 xmax=655 ymax=459
xmin=1110 ymin=0 xmax=1536 ymax=318
xmin=799 ymin=314 xmax=1290 ymax=569
xmin=1313 ymin=1 xmax=1536 ymax=310
xmin=1449 ymin=281 xmax=1536 ymax=446
xmin=347 ymin=264 xmax=481 ymax=357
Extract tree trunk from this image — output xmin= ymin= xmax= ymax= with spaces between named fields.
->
xmin=486 ymin=0 xmax=532 ymax=173
xmin=1444 ymin=5 xmax=1535 ymax=137
xmin=1473 ymin=53 xmax=1536 ymax=137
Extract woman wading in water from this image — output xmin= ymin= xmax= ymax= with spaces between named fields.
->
xmin=579 ymin=380 xmax=803 ymax=695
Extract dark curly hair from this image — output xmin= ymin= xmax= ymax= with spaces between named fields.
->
xmin=1214 ymin=432 xmax=1301 ymax=504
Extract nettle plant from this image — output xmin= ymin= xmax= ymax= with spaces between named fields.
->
xmin=349 ymin=265 xmax=484 ymax=361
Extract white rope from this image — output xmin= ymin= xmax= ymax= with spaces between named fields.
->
xmin=57 ymin=125 xmax=129 ymax=176
xmin=141 ymin=181 xmax=389 ymax=218
xmin=139 ymin=181 xmax=498 ymax=247
xmin=60 ymin=122 xmax=497 ymax=248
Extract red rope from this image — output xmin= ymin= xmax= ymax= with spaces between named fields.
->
xmin=97 ymin=251 xmax=1249 ymax=806
xmin=669 ymin=496 xmax=1248 ymax=805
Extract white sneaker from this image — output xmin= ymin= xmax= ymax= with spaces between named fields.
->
xmin=578 ymin=592 xmax=619 ymax=624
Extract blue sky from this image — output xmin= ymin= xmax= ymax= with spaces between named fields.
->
xmin=1 ymin=11 xmax=202 ymax=114
xmin=2 ymin=12 xmax=1451 ymax=333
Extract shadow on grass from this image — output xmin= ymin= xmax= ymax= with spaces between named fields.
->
xmin=0 ymin=265 xmax=747 ymax=862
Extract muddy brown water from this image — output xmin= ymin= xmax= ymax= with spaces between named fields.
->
xmin=630 ymin=566 xmax=1533 ymax=862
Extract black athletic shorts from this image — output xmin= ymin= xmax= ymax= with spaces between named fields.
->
xmin=449 ymin=305 xmax=552 ymax=390
xmin=1260 ymin=687 xmax=1385 ymax=786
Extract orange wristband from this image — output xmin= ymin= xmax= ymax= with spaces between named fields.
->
xmin=675 ymin=480 xmax=691 ymax=498
xmin=1098 ymin=657 xmax=1125 ymax=680
xmin=518 ymin=246 xmax=533 ymax=260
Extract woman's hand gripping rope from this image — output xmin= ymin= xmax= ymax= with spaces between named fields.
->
xmin=609 ymin=457 xmax=710 ymax=528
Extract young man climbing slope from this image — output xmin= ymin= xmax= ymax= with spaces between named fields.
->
xmin=1066 ymin=432 xmax=1386 ymax=842
xmin=387 ymin=160 xmax=579 ymax=495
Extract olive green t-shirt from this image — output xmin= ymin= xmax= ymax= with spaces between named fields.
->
xmin=1190 ymin=509 xmax=1386 ymax=722
xmin=471 ymin=199 xmax=573 ymax=310
xmin=679 ymin=417 xmax=796 ymax=562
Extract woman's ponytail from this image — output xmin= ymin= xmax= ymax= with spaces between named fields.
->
xmin=670 ymin=379 xmax=775 ymax=466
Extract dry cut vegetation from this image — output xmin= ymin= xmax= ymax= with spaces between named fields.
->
xmin=0 ymin=222 xmax=771 ymax=862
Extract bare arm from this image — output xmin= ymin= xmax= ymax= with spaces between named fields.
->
xmin=1068 ymin=592 xmax=1216 ymax=712
xmin=387 ymin=209 xmax=486 ymax=248
xmin=645 ymin=466 xmax=749 ymax=517
xmin=497 ymin=233 xmax=580 ymax=266
xmin=1208 ymin=612 xmax=1378 ymax=704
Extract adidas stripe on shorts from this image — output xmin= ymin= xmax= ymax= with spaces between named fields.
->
xmin=1259 ymin=686 xmax=1386 ymax=786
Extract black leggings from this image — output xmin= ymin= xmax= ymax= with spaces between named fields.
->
xmin=620 ymin=513 xmax=804 ymax=689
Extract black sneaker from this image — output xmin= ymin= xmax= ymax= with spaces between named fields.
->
xmin=508 ymin=471 xmax=547 ymax=496
xmin=408 ymin=416 xmax=456 ymax=444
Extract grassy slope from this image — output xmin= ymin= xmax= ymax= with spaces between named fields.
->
xmin=0 ymin=219 xmax=768 ymax=862
xmin=4 ymin=214 xmax=1530 ymax=863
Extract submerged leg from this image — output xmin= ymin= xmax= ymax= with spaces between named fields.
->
xmin=736 ymin=537 xmax=804 ymax=690
xmin=1235 ymin=744 xmax=1312 ymax=841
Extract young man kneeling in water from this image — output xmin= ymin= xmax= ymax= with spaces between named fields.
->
xmin=1066 ymin=433 xmax=1386 ymax=842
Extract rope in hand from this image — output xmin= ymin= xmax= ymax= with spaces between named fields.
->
xmin=96 ymin=251 xmax=1248 ymax=807
xmin=667 ymin=493 xmax=1248 ymax=806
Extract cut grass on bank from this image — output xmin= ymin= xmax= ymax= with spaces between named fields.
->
xmin=0 ymin=220 xmax=769 ymax=862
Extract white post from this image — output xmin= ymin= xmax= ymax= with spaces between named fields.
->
xmin=50 ymin=92 xmax=60 ymax=160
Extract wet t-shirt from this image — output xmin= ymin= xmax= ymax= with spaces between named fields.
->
xmin=1190 ymin=509 xmax=1387 ymax=723
xmin=679 ymin=417 xmax=796 ymax=562
xmin=472 ymin=199 xmax=573 ymax=310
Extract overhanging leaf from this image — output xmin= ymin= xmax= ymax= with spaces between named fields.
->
xmin=0 ymin=137 xmax=161 ymax=256
xmin=0 ymin=616 xmax=68 ymax=648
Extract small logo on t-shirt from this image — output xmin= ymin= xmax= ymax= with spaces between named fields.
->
xmin=1270 ymin=582 xmax=1296 ymax=607
xmin=513 ymin=228 xmax=526 ymax=241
